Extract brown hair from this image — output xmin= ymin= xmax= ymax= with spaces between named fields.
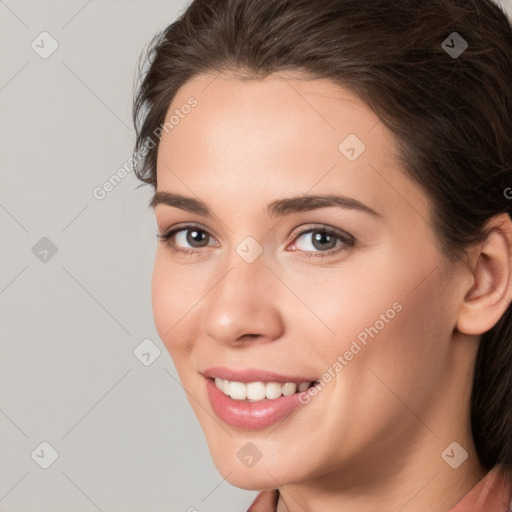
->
xmin=132 ymin=0 xmax=512 ymax=470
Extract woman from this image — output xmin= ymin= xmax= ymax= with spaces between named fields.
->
xmin=132 ymin=0 xmax=512 ymax=510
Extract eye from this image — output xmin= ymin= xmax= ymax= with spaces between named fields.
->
xmin=288 ymin=225 xmax=355 ymax=258
xmin=157 ymin=224 xmax=217 ymax=256
xmin=157 ymin=223 xmax=356 ymax=259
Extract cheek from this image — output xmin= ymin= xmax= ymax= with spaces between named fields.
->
xmin=301 ymin=249 xmax=454 ymax=404
xmin=150 ymin=253 xmax=199 ymax=360
xmin=151 ymin=255 xmax=170 ymax=341
xmin=276 ymin=259 xmax=407 ymax=363
xmin=350 ymin=268 xmax=454 ymax=410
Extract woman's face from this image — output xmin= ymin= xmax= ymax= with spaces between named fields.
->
xmin=151 ymin=72 xmax=473 ymax=488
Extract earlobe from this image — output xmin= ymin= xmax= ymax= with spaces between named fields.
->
xmin=456 ymin=213 xmax=512 ymax=336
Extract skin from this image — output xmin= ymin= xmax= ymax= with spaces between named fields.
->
xmin=150 ymin=71 xmax=512 ymax=512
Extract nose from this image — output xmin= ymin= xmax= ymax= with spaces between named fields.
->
xmin=202 ymin=251 xmax=285 ymax=346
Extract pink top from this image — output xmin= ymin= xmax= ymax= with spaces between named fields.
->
xmin=246 ymin=464 xmax=512 ymax=512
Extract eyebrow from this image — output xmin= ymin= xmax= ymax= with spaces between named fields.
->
xmin=150 ymin=191 xmax=382 ymax=218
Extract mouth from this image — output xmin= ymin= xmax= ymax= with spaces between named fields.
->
xmin=211 ymin=377 xmax=319 ymax=401
xmin=202 ymin=367 xmax=320 ymax=429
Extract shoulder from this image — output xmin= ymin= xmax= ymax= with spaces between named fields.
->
xmin=448 ymin=464 xmax=512 ymax=512
xmin=246 ymin=489 xmax=279 ymax=512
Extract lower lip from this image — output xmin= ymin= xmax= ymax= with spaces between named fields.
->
xmin=206 ymin=378 xmax=305 ymax=429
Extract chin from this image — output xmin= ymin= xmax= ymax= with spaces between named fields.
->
xmin=206 ymin=444 xmax=298 ymax=490
xmin=222 ymin=467 xmax=285 ymax=491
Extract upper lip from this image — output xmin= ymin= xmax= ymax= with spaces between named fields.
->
xmin=202 ymin=366 xmax=317 ymax=384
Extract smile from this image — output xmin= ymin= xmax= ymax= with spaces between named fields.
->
xmin=203 ymin=367 xmax=320 ymax=429
xmin=214 ymin=378 xmax=317 ymax=401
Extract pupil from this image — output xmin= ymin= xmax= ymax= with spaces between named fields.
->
xmin=188 ymin=229 xmax=207 ymax=247
xmin=313 ymin=231 xmax=335 ymax=250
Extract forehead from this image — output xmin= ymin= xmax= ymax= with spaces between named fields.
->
xmin=155 ymin=72 xmax=430 ymax=224
xmin=163 ymin=72 xmax=378 ymax=158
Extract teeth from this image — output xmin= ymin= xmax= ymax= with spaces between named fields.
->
xmin=246 ymin=381 xmax=266 ymax=400
xmin=265 ymin=382 xmax=282 ymax=399
xmin=298 ymin=382 xmax=311 ymax=392
xmin=282 ymin=382 xmax=297 ymax=396
xmin=228 ymin=381 xmax=247 ymax=400
xmin=213 ymin=378 xmax=313 ymax=401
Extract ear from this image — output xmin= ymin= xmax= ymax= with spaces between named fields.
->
xmin=457 ymin=213 xmax=512 ymax=335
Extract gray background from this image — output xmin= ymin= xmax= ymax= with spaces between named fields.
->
xmin=1 ymin=1 xmax=511 ymax=511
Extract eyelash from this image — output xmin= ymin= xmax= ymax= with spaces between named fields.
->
xmin=156 ymin=224 xmax=356 ymax=259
